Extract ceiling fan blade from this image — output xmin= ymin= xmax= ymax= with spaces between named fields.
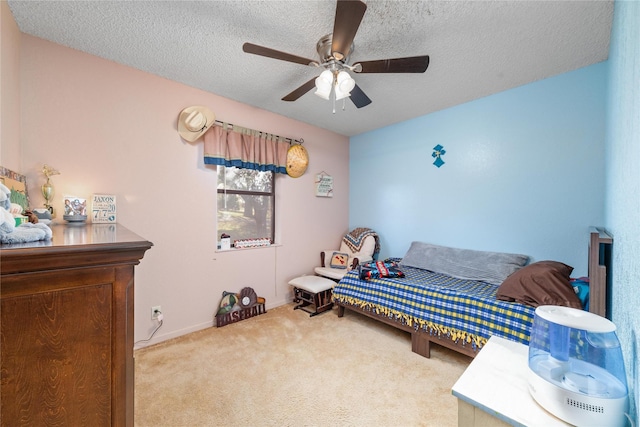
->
xmin=356 ymin=56 xmax=430 ymax=73
xmin=349 ymin=84 xmax=372 ymax=108
xmin=331 ymin=0 xmax=367 ymax=61
xmin=282 ymin=78 xmax=317 ymax=102
xmin=243 ymin=43 xmax=318 ymax=66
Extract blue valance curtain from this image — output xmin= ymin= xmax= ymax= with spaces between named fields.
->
xmin=203 ymin=123 xmax=290 ymax=174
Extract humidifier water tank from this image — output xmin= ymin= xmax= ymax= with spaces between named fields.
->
xmin=528 ymin=305 xmax=628 ymax=427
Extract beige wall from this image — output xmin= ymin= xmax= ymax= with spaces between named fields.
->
xmin=1 ymin=0 xmax=21 ymax=169
xmin=4 ymin=7 xmax=349 ymax=347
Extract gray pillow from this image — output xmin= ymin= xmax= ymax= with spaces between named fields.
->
xmin=400 ymin=241 xmax=529 ymax=285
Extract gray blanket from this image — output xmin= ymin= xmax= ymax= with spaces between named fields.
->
xmin=400 ymin=241 xmax=529 ymax=285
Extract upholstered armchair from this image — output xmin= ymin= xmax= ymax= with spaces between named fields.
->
xmin=314 ymin=228 xmax=380 ymax=281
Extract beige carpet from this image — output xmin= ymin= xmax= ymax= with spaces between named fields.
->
xmin=134 ymin=303 xmax=471 ymax=426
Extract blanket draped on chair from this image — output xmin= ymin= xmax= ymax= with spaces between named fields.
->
xmin=343 ymin=228 xmax=380 ymax=261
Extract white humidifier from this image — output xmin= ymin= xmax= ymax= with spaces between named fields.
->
xmin=528 ymin=305 xmax=628 ymax=427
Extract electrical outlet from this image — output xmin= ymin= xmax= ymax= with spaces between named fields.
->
xmin=151 ymin=306 xmax=162 ymax=320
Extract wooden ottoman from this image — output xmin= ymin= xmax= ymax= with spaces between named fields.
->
xmin=289 ymin=275 xmax=335 ymax=317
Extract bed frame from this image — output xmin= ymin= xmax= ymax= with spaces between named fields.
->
xmin=336 ymin=227 xmax=613 ymax=359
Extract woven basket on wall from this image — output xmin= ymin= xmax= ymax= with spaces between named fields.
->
xmin=286 ymin=143 xmax=309 ymax=178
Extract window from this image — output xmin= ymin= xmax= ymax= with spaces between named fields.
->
xmin=217 ymin=166 xmax=275 ymax=245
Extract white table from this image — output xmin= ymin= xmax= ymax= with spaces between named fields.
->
xmin=452 ymin=335 xmax=570 ymax=427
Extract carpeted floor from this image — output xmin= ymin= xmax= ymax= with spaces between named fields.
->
xmin=134 ymin=303 xmax=471 ymax=426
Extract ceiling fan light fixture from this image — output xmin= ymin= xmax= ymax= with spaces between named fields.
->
xmin=336 ymin=70 xmax=355 ymax=94
xmin=314 ymin=86 xmax=331 ymax=100
xmin=317 ymin=69 xmax=333 ymax=85
xmin=314 ymin=70 xmax=333 ymax=99
xmin=334 ymin=71 xmax=355 ymax=101
xmin=334 ymin=84 xmax=350 ymax=100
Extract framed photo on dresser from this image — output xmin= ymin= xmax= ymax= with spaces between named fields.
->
xmin=91 ymin=194 xmax=117 ymax=223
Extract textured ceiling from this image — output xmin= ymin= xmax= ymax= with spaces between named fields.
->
xmin=8 ymin=0 xmax=613 ymax=137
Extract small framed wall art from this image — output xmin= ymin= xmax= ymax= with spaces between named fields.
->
xmin=315 ymin=172 xmax=333 ymax=197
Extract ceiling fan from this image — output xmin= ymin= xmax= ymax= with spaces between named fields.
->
xmin=242 ymin=0 xmax=430 ymax=109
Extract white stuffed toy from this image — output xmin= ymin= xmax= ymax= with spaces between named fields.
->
xmin=0 ymin=182 xmax=52 ymax=244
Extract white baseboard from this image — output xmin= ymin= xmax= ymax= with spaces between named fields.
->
xmin=134 ymin=298 xmax=291 ymax=350
xmin=134 ymin=320 xmax=212 ymax=350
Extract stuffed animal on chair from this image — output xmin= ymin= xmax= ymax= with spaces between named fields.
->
xmin=314 ymin=227 xmax=380 ymax=281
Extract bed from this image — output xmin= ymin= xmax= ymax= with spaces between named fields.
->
xmin=332 ymin=227 xmax=612 ymax=359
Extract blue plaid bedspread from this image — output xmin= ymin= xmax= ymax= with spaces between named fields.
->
xmin=333 ymin=259 xmax=535 ymax=350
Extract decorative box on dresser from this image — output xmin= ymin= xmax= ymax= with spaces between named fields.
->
xmin=1 ymin=223 xmax=152 ymax=427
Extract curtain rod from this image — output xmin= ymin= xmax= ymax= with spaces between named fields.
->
xmin=213 ymin=119 xmax=303 ymax=145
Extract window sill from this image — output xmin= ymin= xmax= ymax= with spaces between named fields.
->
xmin=215 ymin=243 xmax=281 ymax=253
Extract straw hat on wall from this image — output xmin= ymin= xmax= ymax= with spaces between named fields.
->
xmin=177 ymin=106 xmax=216 ymax=142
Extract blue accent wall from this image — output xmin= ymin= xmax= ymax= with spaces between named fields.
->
xmin=350 ymin=62 xmax=608 ymax=277
xmin=606 ymin=0 xmax=640 ymax=422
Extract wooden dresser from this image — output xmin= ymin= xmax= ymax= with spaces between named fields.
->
xmin=1 ymin=223 xmax=152 ymax=427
